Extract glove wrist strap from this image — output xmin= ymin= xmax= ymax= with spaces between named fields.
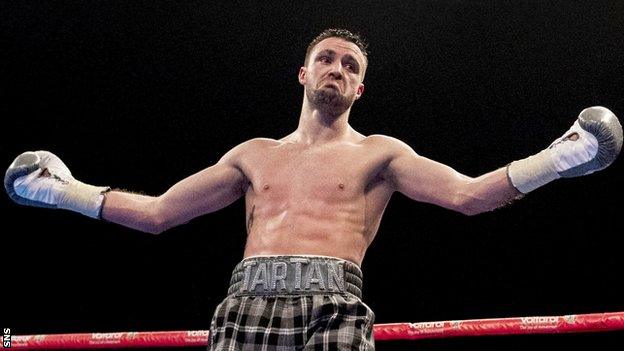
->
xmin=58 ymin=180 xmax=110 ymax=219
xmin=507 ymin=149 xmax=560 ymax=194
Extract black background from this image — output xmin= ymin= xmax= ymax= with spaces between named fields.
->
xmin=2 ymin=1 xmax=623 ymax=349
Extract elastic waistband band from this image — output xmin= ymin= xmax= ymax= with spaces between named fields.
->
xmin=227 ymin=256 xmax=363 ymax=298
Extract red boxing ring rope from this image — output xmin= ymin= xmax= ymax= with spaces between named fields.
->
xmin=9 ymin=311 xmax=624 ymax=349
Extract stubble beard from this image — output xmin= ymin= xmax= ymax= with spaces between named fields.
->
xmin=305 ymin=84 xmax=355 ymax=117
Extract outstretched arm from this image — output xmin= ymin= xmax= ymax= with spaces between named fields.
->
xmin=5 ymin=142 xmax=251 ymax=234
xmin=101 ymin=149 xmax=247 ymax=234
xmin=384 ymin=138 xmax=520 ymax=215
xmin=384 ymin=106 xmax=622 ymax=215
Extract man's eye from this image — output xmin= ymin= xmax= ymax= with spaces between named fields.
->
xmin=319 ymin=56 xmax=331 ymax=63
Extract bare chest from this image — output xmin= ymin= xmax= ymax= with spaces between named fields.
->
xmin=242 ymin=144 xmax=384 ymax=200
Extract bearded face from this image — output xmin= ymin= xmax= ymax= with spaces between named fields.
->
xmin=300 ymin=37 xmax=366 ymax=117
xmin=305 ymin=82 xmax=356 ymax=117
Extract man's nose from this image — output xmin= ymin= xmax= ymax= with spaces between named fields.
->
xmin=327 ymin=62 xmax=344 ymax=79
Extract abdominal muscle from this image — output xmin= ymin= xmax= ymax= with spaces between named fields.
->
xmin=243 ymin=193 xmax=370 ymax=266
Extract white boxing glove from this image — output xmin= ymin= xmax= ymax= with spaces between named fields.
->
xmin=4 ymin=151 xmax=110 ymax=218
xmin=508 ymin=106 xmax=623 ymax=193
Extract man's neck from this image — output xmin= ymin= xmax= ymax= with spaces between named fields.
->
xmin=292 ymin=99 xmax=353 ymax=145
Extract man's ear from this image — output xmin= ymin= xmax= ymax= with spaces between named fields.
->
xmin=298 ymin=67 xmax=307 ymax=85
xmin=355 ymin=83 xmax=365 ymax=99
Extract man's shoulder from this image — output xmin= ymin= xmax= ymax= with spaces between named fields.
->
xmin=238 ymin=137 xmax=282 ymax=149
xmin=223 ymin=137 xmax=281 ymax=159
xmin=362 ymin=134 xmax=413 ymax=151
xmin=359 ymin=134 xmax=420 ymax=163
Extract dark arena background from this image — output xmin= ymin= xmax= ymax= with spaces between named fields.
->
xmin=2 ymin=1 xmax=623 ymax=350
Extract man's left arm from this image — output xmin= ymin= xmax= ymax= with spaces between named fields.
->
xmin=384 ymin=106 xmax=622 ymax=215
xmin=383 ymin=138 xmax=520 ymax=215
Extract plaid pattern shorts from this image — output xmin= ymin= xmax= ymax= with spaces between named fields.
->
xmin=208 ymin=256 xmax=375 ymax=350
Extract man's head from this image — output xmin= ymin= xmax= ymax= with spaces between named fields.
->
xmin=304 ymin=29 xmax=369 ymax=71
xmin=299 ymin=29 xmax=368 ymax=117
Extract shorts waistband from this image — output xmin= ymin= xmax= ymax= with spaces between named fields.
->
xmin=227 ymin=255 xmax=363 ymax=298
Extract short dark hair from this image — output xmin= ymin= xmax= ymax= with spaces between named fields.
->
xmin=304 ymin=28 xmax=368 ymax=66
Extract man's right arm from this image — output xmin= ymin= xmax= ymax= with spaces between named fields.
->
xmin=101 ymin=149 xmax=247 ymax=233
xmin=5 ymin=142 xmax=251 ymax=234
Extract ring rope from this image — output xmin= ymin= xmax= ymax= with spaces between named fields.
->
xmin=10 ymin=311 xmax=624 ymax=349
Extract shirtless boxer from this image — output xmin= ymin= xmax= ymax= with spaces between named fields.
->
xmin=5 ymin=29 xmax=623 ymax=350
